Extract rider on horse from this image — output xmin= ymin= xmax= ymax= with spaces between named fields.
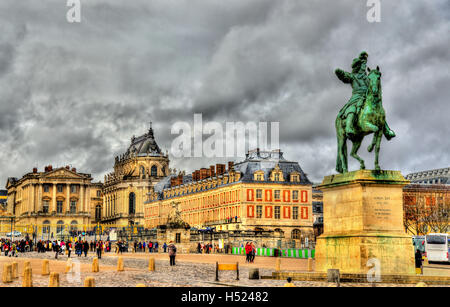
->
xmin=335 ymin=51 xmax=369 ymax=139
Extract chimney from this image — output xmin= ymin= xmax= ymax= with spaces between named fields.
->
xmin=200 ymin=168 xmax=208 ymax=180
xmin=216 ymin=164 xmax=225 ymax=176
xmin=210 ymin=165 xmax=215 ymax=177
xmin=170 ymin=177 xmax=177 ymax=187
xmin=33 ymin=167 xmax=37 ymax=173
xmin=195 ymin=170 xmax=200 ymax=181
xmin=177 ymin=173 xmax=183 ymax=186
xmin=48 ymin=165 xmax=53 ymax=171
xmin=228 ymin=161 xmax=234 ymax=171
xmin=71 ymin=168 xmax=76 ymax=172
xmin=65 ymin=165 xmax=70 ymax=170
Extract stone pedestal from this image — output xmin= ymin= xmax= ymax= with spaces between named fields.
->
xmin=315 ymin=170 xmax=415 ymax=275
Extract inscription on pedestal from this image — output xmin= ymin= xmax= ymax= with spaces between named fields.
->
xmin=363 ymin=191 xmax=403 ymax=232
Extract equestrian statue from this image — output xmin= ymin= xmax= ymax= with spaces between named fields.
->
xmin=335 ymin=51 xmax=396 ymax=173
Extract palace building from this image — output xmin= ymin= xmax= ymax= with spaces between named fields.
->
xmin=145 ymin=149 xmax=314 ymax=243
xmin=5 ymin=165 xmax=103 ymax=237
xmin=102 ymin=125 xmax=170 ymax=227
xmin=405 ymin=167 xmax=450 ymax=185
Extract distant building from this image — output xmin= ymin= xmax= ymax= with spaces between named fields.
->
xmin=0 ymin=190 xmax=7 ymax=207
xmin=405 ymin=167 xmax=450 ymax=185
xmin=102 ymin=125 xmax=170 ymax=227
xmin=403 ymin=184 xmax=449 ymax=235
xmin=312 ymin=188 xmax=323 ymax=238
xmin=5 ymin=165 xmax=103 ymax=238
xmin=145 ymin=149 xmax=315 ymax=245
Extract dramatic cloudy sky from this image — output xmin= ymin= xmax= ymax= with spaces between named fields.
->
xmin=0 ymin=0 xmax=448 ymax=185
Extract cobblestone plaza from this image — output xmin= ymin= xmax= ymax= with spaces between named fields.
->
xmin=0 ymin=251 xmax=447 ymax=287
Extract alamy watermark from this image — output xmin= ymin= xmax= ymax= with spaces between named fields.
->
xmin=66 ymin=0 xmax=81 ymax=23
xmin=170 ymin=114 xmax=279 ymax=158
xmin=366 ymin=258 xmax=381 ymax=283
xmin=367 ymin=0 xmax=381 ymax=23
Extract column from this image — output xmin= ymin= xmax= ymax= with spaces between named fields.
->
xmin=30 ymin=184 xmax=35 ymax=214
xmin=66 ymin=184 xmax=70 ymax=213
xmin=85 ymin=185 xmax=91 ymax=213
xmin=38 ymin=184 xmax=43 ymax=211
xmin=52 ymin=183 xmax=56 ymax=212
xmin=102 ymin=193 xmax=106 ymax=219
xmin=80 ymin=184 xmax=85 ymax=214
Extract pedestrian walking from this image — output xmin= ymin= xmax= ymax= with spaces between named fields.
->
xmin=97 ymin=240 xmax=103 ymax=259
xmin=168 ymin=241 xmax=177 ymax=266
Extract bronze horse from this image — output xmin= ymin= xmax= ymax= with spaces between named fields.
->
xmin=335 ymin=66 xmax=395 ymax=173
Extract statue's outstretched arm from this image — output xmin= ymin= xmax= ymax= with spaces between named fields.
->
xmin=335 ymin=68 xmax=352 ymax=84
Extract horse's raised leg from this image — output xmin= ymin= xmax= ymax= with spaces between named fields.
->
xmin=350 ymin=136 xmax=365 ymax=170
xmin=374 ymin=131 xmax=383 ymax=171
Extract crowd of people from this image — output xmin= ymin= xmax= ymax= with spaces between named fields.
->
xmin=196 ymin=242 xmax=221 ymax=254
xmin=1 ymin=236 xmax=256 ymax=268
xmin=133 ymin=241 xmax=161 ymax=253
xmin=0 ymin=238 xmax=34 ymax=257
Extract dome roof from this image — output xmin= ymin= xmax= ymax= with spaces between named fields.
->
xmin=117 ymin=124 xmax=165 ymax=162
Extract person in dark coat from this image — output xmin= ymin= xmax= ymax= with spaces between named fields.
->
xmin=168 ymin=241 xmax=177 ymax=266
xmin=97 ymin=240 xmax=103 ymax=259
xmin=83 ymin=241 xmax=89 ymax=257
xmin=415 ymin=248 xmax=423 ymax=269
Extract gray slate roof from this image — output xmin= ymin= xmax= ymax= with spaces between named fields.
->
xmin=151 ymin=149 xmax=311 ymax=199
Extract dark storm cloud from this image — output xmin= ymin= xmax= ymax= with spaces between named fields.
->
xmin=0 ymin=0 xmax=448 ymax=185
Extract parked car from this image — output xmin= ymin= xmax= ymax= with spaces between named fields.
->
xmin=6 ymin=231 xmax=22 ymax=237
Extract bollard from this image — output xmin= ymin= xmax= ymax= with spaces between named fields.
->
xmin=136 ymin=283 xmax=146 ymax=287
xmin=248 ymin=268 xmax=260 ymax=280
xmin=327 ymin=269 xmax=340 ymax=287
xmin=22 ymin=267 xmax=32 ymax=287
xmin=49 ymin=272 xmax=60 ymax=287
xmin=117 ymin=256 xmax=124 ymax=272
xmin=92 ymin=257 xmax=99 ymax=272
xmin=275 ymin=258 xmax=281 ymax=271
xmin=84 ymin=276 xmax=95 ymax=287
xmin=11 ymin=262 xmax=18 ymax=279
xmin=148 ymin=257 xmax=155 ymax=272
xmin=22 ymin=261 xmax=31 ymax=277
xmin=42 ymin=260 xmax=50 ymax=276
xmin=307 ymin=258 xmax=313 ymax=272
xmin=2 ymin=264 xmax=13 ymax=283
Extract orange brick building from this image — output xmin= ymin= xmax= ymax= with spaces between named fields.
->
xmin=145 ymin=149 xmax=314 ymax=243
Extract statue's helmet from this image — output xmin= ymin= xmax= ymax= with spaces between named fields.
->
xmin=359 ymin=51 xmax=368 ymax=60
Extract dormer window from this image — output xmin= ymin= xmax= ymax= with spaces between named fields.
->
xmin=253 ymin=170 xmax=264 ymax=181
xmin=270 ymin=164 xmax=284 ymax=182
xmin=290 ymin=171 xmax=300 ymax=182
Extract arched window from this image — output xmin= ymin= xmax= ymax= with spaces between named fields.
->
xmin=162 ymin=166 xmax=166 ymax=175
xmin=70 ymin=220 xmax=78 ymax=231
xmin=56 ymin=220 xmax=64 ymax=234
xmin=129 ymin=192 xmax=136 ymax=214
xmin=291 ymin=229 xmax=301 ymax=239
xmin=95 ymin=205 xmax=102 ymax=220
xmin=140 ymin=166 xmax=145 ymax=176
xmin=151 ymin=165 xmax=157 ymax=177
xmin=42 ymin=220 xmax=50 ymax=234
